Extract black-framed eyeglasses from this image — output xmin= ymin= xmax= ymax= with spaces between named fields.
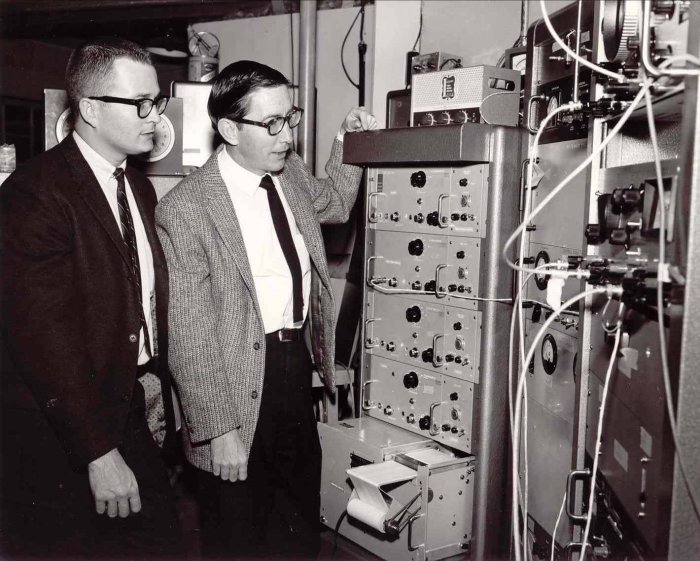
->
xmin=232 ymin=107 xmax=304 ymax=136
xmin=87 ymin=95 xmax=169 ymax=119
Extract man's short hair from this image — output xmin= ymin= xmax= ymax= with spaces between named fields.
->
xmin=65 ymin=38 xmax=152 ymax=118
xmin=207 ymin=60 xmax=291 ymax=129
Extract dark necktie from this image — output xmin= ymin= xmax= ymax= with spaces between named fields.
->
xmin=259 ymin=174 xmax=304 ymax=323
xmin=114 ymin=167 xmax=152 ymax=357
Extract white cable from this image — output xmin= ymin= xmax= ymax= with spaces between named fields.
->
xmin=504 ymin=80 xmax=653 ymax=276
xmin=659 ymin=53 xmax=700 ymax=69
xmin=644 ymin=85 xmax=700 ymax=521
xmin=550 ymin=491 xmax=567 ymax=561
xmin=367 ymin=281 xmax=513 ymax=302
xmin=539 ymin=0 xmax=626 ymax=83
xmin=580 ymin=315 xmax=623 ymax=560
xmin=513 ymin=103 xmax=587 ymax=554
xmin=512 ymin=287 xmax=622 ymax=561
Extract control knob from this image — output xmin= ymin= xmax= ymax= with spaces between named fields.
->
xmin=426 ymin=211 xmax=440 ymax=227
xmin=403 ymin=371 xmax=419 ymax=389
xmin=405 ymin=306 xmax=422 ymax=323
xmin=437 ymin=111 xmax=452 ymax=125
xmin=419 ymin=113 xmax=436 ymax=127
xmin=453 ymin=110 xmax=469 ymax=124
xmin=585 ymin=223 xmax=602 ymax=245
xmin=418 ymin=415 xmax=431 ymax=431
xmin=611 ymin=187 xmax=642 ymax=215
xmin=410 ymin=171 xmax=427 ymax=188
xmin=408 ymin=239 xmax=424 ymax=256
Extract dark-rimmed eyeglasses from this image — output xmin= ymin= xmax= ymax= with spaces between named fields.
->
xmin=87 ymin=95 xmax=169 ymax=119
xmin=232 ymin=107 xmax=304 ymax=136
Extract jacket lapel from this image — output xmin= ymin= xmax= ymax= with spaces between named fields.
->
xmin=61 ymin=136 xmax=131 ymax=267
xmin=201 ymin=154 xmax=262 ymax=318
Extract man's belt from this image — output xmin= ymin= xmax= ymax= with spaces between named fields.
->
xmin=268 ymin=328 xmax=303 ymax=343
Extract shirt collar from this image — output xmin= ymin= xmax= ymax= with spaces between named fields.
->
xmin=72 ymin=130 xmax=127 ymax=183
xmin=219 ymin=147 xmax=273 ymax=197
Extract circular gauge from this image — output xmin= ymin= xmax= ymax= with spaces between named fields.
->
xmin=534 ymin=250 xmax=551 ymax=291
xmin=541 ymin=333 xmax=558 ymax=375
xmin=547 ymin=95 xmax=560 ymax=115
xmin=137 ymin=114 xmax=175 ymax=163
xmin=188 ymin=31 xmax=220 ymax=58
xmin=55 ymin=108 xmax=73 ymax=143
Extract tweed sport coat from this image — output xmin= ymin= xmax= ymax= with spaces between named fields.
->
xmin=156 ymin=139 xmax=362 ymax=471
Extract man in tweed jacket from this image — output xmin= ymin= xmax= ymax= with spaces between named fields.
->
xmin=156 ymin=60 xmax=377 ymax=558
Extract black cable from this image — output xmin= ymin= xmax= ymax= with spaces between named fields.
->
xmin=412 ymin=8 xmax=422 ymax=52
xmin=341 ymin=8 xmax=362 ymax=89
xmin=333 ymin=510 xmax=348 ymax=552
xmin=358 ymin=2 xmax=367 ymax=106
xmin=289 ymin=12 xmax=295 ymax=98
xmin=359 ymin=0 xmax=365 ymax=41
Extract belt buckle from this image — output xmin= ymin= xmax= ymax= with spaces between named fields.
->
xmin=278 ymin=328 xmax=299 ymax=342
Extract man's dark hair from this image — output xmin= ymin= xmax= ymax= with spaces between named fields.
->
xmin=65 ymin=38 xmax=152 ymax=117
xmin=207 ymin=60 xmax=290 ymax=128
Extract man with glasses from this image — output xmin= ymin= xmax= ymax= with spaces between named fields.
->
xmin=0 ymin=38 xmax=182 ymax=559
xmin=157 ymin=60 xmax=377 ymax=558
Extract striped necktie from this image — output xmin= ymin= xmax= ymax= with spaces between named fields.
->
xmin=114 ymin=167 xmax=152 ymax=357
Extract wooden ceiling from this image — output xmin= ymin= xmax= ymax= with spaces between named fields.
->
xmin=0 ymin=1 xmax=367 ymax=50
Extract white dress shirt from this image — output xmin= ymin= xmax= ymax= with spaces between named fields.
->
xmin=73 ymin=131 xmax=155 ymax=365
xmin=218 ymin=148 xmax=311 ymax=334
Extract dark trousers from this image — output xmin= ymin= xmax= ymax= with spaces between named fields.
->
xmin=0 ymin=383 xmax=183 ymax=560
xmin=197 ymin=335 xmax=322 ymax=560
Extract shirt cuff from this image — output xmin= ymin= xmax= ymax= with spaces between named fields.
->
xmin=336 ymin=131 xmax=345 ymax=142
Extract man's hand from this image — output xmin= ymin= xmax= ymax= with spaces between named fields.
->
xmin=340 ymin=107 xmax=379 ymax=136
xmin=88 ymin=448 xmax=141 ymax=518
xmin=211 ymin=428 xmax=248 ymax=482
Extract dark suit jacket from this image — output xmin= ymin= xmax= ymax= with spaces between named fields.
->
xmin=0 ymin=135 xmax=172 ymax=507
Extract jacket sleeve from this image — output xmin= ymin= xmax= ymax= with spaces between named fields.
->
xmin=287 ymin=137 xmax=364 ymax=225
xmin=155 ymin=198 xmax=241 ymax=444
xmin=1 ymin=178 xmax=118 ymax=466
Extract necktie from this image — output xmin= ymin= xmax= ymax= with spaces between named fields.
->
xmin=259 ymin=174 xmax=304 ymax=323
xmin=114 ymin=167 xmax=152 ymax=357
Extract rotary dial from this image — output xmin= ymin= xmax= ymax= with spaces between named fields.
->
xmin=138 ymin=114 xmax=175 ymax=163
